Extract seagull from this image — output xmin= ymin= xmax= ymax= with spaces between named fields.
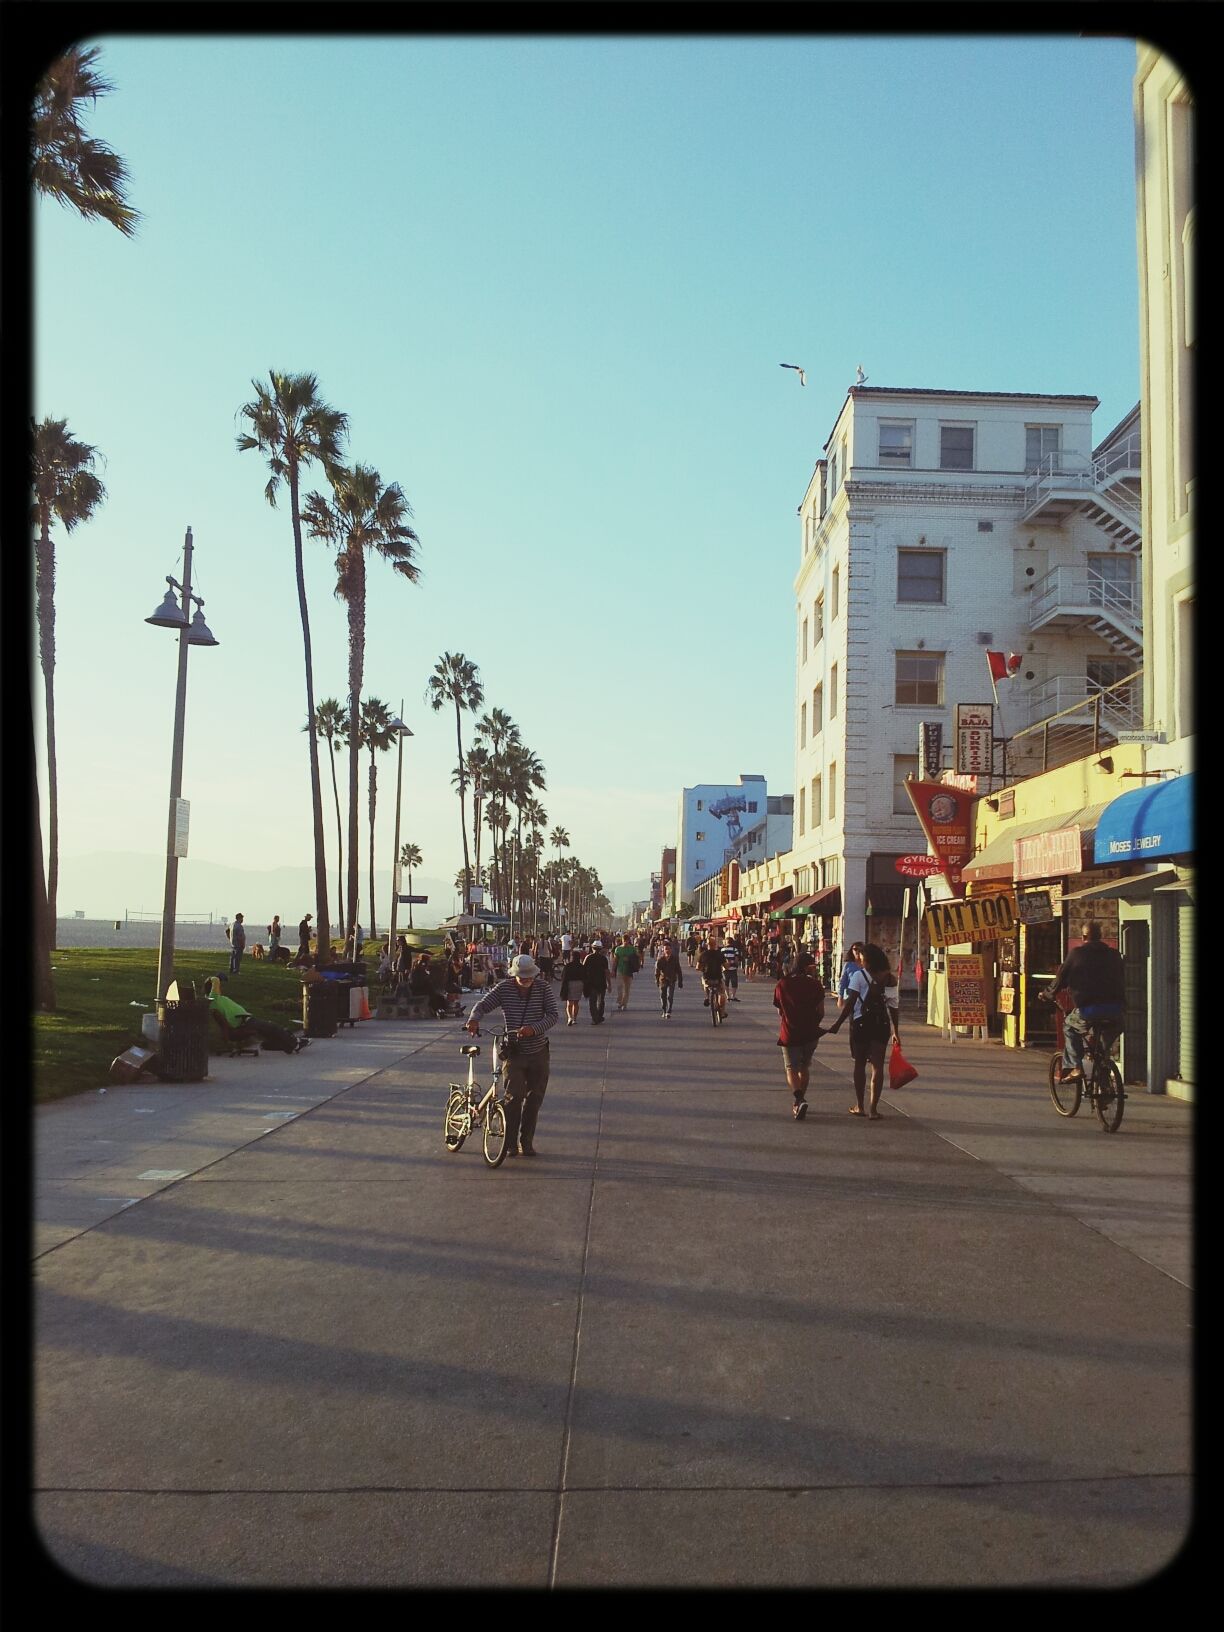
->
xmin=780 ymin=363 xmax=807 ymax=387
xmin=855 ymin=364 xmax=868 ymax=384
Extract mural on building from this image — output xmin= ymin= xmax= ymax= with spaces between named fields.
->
xmin=708 ymin=793 xmax=748 ymax=840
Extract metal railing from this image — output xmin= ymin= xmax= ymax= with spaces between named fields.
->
xmin=1029 ymin=564 xmax=1141 ymax=628
xmin=1020 ymin=673 xmax=1143 ymax=733
xmin=1022 ymin=443 xmax=1142 ymax=516
xmin=1009 ymin=667 xmax=1144 ymax=773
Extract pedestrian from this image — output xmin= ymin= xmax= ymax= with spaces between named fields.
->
xmin=297 ymin=912 xmax=313 ymax=964
xmin=655 ymin=938 xmax=683 ymax=1019
xmin=583 ymin=940 xmax=611 ymax=1024
xmin=723 ymin=937 xmax=741 ymax=1000
xmin=207 ymin=976 xmax=309 ymax=1053
xmin=537 ymin=938 xmax=556 ymax=982
xmin=267 ymin=915 xmax=282 ymax=959
xmin=612 ymin=933 xmax=640 ymax=1011
xmin=773 ymin=951 xmax=826 ymax=1119
xmin=393 ymin=934 xmax=412 ymax=989
xmin=863 ymin=943 xmax=901 ymax=1041
xmin=560 ymin=929 xmax=574 ymax=960
xmin=466 ymin=953 xmax=559 ymax=1157
xmin=409 ymin=951 xmax=451 ymax=1017
xmin=227 ymin=913 xmax=247 ymax=975
xmin=559 ymin=947 xmax=586 ymax=1025
xmin=823 ymin=941 xmax=900 ymax=1119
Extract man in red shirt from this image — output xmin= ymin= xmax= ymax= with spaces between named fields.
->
xmin=773 ymin=951 xmax=826 ymax=1120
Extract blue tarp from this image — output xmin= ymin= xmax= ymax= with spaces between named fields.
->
xmin=1093 ymin=772 xmax=1193 ymax=864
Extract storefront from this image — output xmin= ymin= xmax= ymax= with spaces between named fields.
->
xmin=788 ymin=884 xmax=841 ymax=984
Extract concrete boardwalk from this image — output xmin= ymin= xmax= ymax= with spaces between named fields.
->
xmin=33 ymin=970 xmax=1192 ymax=1587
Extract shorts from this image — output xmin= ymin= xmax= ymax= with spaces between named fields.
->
xmin=782 ymin=1041 xmax=818 ymax=1071
xmin=849 ymin=1017 xmax=890 ymax=1062
xmin=725 ymin=967 xmax=739 ymax=988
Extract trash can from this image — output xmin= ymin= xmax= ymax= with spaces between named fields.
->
xmin=302 ymin=980 xmax=339 ymax=1038
xmin=155 ymin=996 xmax=210 ymax=1082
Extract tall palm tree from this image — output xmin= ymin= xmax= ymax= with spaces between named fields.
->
xmin=32 ymin=45 xmax=140 ymax=237
xmin=399 ymin=842 xmax=423 ymax=930
xmin=463 ymin=744 xmax=491 ymax=886
xmin=524 ymin=799 xmax=547 ymax=930
xmin=504 ymin=743 xmax=545 ymax=937
xmin=359 ymin=697 xmax=395 ymax=941
xmin=426 ymin=654 xmax=483 ymax=912
xmin=306 ymin=697 xmax=347 ymax=932
xmin=31 ymin=417 xmax=106 ymax=937
xmin=302 ymin=461 xmax=419 ymax=947
xmin=238 ymin=371 xmax=348 ymax=960
xmin=475 ymin=708 xmax=519 ymax=911
xmin=549 ymin=826 xmax=570 ymax=928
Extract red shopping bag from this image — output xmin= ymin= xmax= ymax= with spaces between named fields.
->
xmin=888 ymin=1041 xmax=918 ymax=1090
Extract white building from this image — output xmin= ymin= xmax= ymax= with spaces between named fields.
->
xmin=788 ymin=385 xmax=1143 ymax=975
xmin=673 ymin=775 xmax=768 ymax=910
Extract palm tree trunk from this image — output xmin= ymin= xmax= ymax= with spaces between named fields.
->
xmin=454 ymin=696 xmax=472 ymax=907
xmin=290 ymin=466 xmax=331 ymax=961
xmin=35 ymin=522 xmax=59 ymax=937
xmin=327 ymin=739 xmax=345 ymax=932
xmin=345 ymin=548 xmax=364 ymax=949
xmin=32 ymin=697 xmax=56 ymax=1011
xmin=408 ymin=867 xmax=414 ymax=931
xmin=367 ymin=749 xmax=378 ymax=943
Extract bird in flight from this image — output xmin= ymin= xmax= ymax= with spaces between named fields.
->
xmin=780 ymin=363 xmax=807 ymax=387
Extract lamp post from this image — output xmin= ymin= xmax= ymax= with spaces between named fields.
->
xmin=386 ymin=707 xmax=413 ymax=953
xmin=146 ymin=527 xmax=219 ymax=1002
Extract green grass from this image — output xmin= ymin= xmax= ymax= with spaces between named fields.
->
xmin=31 ymin=945 xmax=367 ymax=1103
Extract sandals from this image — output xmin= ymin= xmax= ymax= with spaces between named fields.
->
xmin=867 ymin=1111 xmax=882 ymax=1121
xmin=793 ymin=1101 xmax=808 ymax=1121
xmin=848 ymin=1106 xmax=864 ymax=1116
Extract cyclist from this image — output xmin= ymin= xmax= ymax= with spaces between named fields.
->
xmin=699 ymin=938 xmax=729 ymax=1022
xmin=1049 ymin=920 xmax=1125 ymax=1083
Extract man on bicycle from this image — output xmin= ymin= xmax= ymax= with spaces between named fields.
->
xmin=1049 ymin=920 xmax=1125 ymax=1082
xmin=465 ymin=953 xmax=558 ymax=1157
xmin=699 ymin=938 xmax=728 ymax=1022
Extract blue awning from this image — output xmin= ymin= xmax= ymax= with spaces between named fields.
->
xmin=1093 ymin=773 xmax=1194 ymax=864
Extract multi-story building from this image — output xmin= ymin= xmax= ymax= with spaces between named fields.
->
xmin=787 ymin=385 xmax=1142 ymax=975
xmin=727 ymin=794 xmax=794 ymax=866
xmin=658 ymin=847 xmax=677 ymax=920
xmin=673 ymin=775 xmax=768 ymax=911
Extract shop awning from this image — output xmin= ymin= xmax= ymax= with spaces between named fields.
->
xmin=791 ymin=884 xmax=841 ymax=917
xmin=962 ymin=802 xmax=1110 ymax=883
xmin=786 ymin=893 xmax=818 ymax=916
xmin=1063 ymin=868 xmax=1181 ymax=904
xmin=1093 ymin=773 xmax=1193 ymax=864
xmin=768 ymin=886 xmax=794 ymax=909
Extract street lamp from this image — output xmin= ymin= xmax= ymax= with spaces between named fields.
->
xmin=146 ymin=527 xmax=218 ymax=1002
xmin=386 ymin=707 xmax=413 ymax=951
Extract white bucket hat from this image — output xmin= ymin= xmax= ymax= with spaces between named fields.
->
xmin=511 ymin=954 xmax=540 ymax=978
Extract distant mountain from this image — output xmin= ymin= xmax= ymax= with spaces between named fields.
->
xmin=55 ymin=851 xmax=458 ymax=929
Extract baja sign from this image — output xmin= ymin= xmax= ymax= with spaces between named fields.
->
xmin=924 ymin=892 xmax=1018 ymax=948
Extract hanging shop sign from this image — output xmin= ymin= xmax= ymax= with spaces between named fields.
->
xmin=1014 ymin=824 xmax=1084 ymax=882
xmin=955 ymin=703 xmax=995 ymax=777
xmin=924 ymin=892 xmax=1018 ymax=949
xmin=904 ymin=780 xmax=976 ymax=897
xmin=894 ymin=853 xmax=944 ymax=878
xmin=1016 ymin=888 xmax=1055 ymax=924
xmin=946 ymin=952 xmax=988 ymax=1026
xmin=919 ymin=721 xmax=943 ymax=781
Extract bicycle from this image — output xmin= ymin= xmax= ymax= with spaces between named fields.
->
xmin=443 ymin=1034 xmax=510 ymax=1167
xmin=703 ymin=977 xmax=726 ymax=1026
xmin=1041 ymin=995 xmax=1126 ymax=1133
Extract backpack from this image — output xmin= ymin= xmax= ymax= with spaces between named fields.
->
xmin=627 ymin=951 xmax=641 ymax=975
xmin=859 ymin=973 xmax=891 ymax=1034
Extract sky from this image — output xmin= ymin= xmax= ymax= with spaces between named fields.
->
xmin=31 ymin=31 xmax=1142 ymax=922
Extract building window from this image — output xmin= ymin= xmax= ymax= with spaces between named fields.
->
xmin=895 ymin=650 xmax=945 ymax=706
xmin=830 ymin=663 xmax=838 ymax=718
xmin=696 ymin=800 xmax=703 ymax=811
xmin=840 ymin=435 xmax=849 ymax=484
xmin=828 ymin=762 xmax=837 ymax=820
xmin=832 ymin=565 xmax=840 ymax=620
xmin=812 ymin=684 xmax=823 ymax=735
xmin=814 ymin=597 xmax=825 ymax=643
xmin=878 ymin=421 xmax=914 ymax=467
xmin=940 ymin=424 xmax=975 ymax=470
xmin=1177 ymin=593 xmax=1194 ymax=738
xmin=695 ymin=831 xmax=706 ymax=842
xmin=830 ymin=448 xmax=839 ymax=494
xmin=893 ymin=754 xmax=919 ymax=814
xmin=798 ymin=787 xmax=806 ymax=836
xmin=802 ymin=618 xmax=808 ymax=662
xmin=811 ymin=775 xmax=822 ymax=827
xmin=695 ymin=860 xmax=703 ymax=872
xmin=1025 ymin=424 xmax=1061 ymax=471
xmin=747 ymin=801 xmax=758 ymax=813
xmin=800 ymin=703 xmax=807 ymax=747
xmin=818 ymin=464 xmax=827 ymax=519
xmin=897 ymin=548 xmax=946 ymax=603
xmin=1087 ymin=552 xmax=1137 ymax=613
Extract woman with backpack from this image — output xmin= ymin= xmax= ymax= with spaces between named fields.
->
xmin=822 ymin=940 xmax=900 ymax=1119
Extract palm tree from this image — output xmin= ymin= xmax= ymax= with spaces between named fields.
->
xmin=462 ymin=744 xmax=491 ymax=887
xmin=359 ymin=697 xmax=395 ymax=941
xmin=504 ymin=744 xmax=545 ymax=936
xmin=549 ymin=826 xmax=570 ymax=928
xmin=524 ymin=799 xmax=547 ymax=930
xmin=237 ymin=371 xmax=348 ymax=961
xmin=306 ymin=698 xmax=348 ymax=932
xmin=32 ymin=45 xmax=140 ymax=237
xmin=31 ymin=417 xmax=106 ymax=938
xmin=399 ymin=842 xmax=423 ymax=930
xmin=302 ymin=461 xmax=419 ymax=948
xmin=426 ymin=654 xmax=484 ymax=912
xmin=475 ymin=708 xmax=519 ymax=911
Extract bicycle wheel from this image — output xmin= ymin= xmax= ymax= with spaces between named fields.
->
xmin=482 ymin=1099 xmax=509 ymax=1167
xmin=1048 ymin=1053 xmax=1081 ymax=1117
xmin=711 ymin=992 xmax=720 ymax=1026
xmin=1094 ymin=1061 xmax=1125 ymax=1133
xmin=444 ymin=1088 xmax=469 ymax=1151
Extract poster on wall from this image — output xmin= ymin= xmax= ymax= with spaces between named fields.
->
xmin=1066 ymin=896 xmax=1119 ymax=948
xmin=999 ymin=985 xmax=1016 ymax=1014
xmin=946 ymin=952 xmax=988 ymax=1026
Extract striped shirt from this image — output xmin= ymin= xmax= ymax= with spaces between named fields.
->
xmin=469 ymin=977 xmax=558 ymax=1055
xmin=722 ymin=945 xmax=739 ymax=972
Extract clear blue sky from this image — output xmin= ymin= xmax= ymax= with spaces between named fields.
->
xmin=33 ymin=32 xmax=1140 ymax=918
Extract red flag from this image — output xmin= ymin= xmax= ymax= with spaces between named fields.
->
xmin=986 ymin=650 xmax=1021 ymax=682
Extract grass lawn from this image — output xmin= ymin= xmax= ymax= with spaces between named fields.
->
xmin=32 ymin=945 xmax=377 ymax=1103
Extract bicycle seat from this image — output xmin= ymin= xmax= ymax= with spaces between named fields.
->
xmin=460 ymin=1043 xmax=480 ymax=1056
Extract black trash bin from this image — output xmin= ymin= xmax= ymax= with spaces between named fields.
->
xmin=156 ymin=995 xmax=210 ymax=1082
xmin=302 ymin=980 xmax=339 ymax=1038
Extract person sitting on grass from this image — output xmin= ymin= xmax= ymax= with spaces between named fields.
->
xmin=206 ymin=976 xmax=310 ymax=1053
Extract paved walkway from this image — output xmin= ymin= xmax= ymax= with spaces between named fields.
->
xmin=33 ymin=968 xmax=1192 ymax=1587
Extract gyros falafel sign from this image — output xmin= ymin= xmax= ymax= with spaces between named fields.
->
xmin=903 ymin=780 xmax=975 ymax=898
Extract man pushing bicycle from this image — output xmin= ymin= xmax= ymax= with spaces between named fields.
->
xmin=465 ymin=953 xmax=559 ymax=1157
